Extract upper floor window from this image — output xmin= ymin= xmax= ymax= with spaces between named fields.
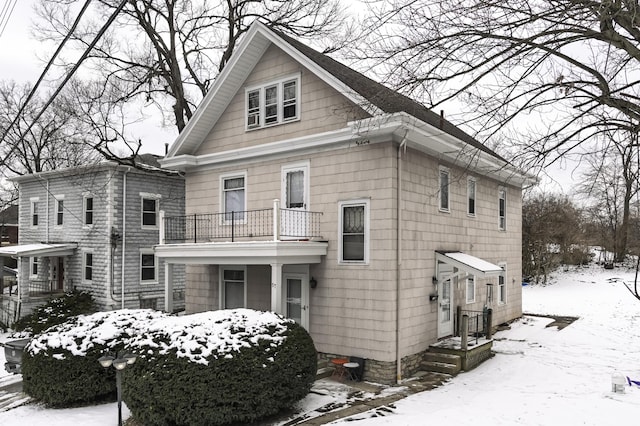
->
xmin=221 ymin=172 xmax=246 ymax=222
xmin=84 ymin=195 xmax=94 ymax=226
xmin=55 ymin=196 xmax=65 ymax=226
xmin=246 ymin=75 xmax=300 ymax=130
xmin=30 ymin=198 xmax=39 ymax=227
xmin=140 ymin=250 xmax=157 ymax=283
xmin=339 ymin=199 xmax=369 ymax=263
xmin=499 ymin=187 xmax=507 ymax=230
xmin=467 ymin=178 xmax=476 ymax=216
xmin=439 ymin=168 xmax=450 ymax=212
xmin=141 ymin=193 xmax=161 ymax=228
xmin=466 ymin=274 xmax=476 ymax=303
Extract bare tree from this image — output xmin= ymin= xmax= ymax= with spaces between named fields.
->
xmin=34 ymin=0 xmax=348 ymax=133
xmin=357 ymin=0 xmax=640 ymax=171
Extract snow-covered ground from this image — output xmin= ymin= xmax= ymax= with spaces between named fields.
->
xmin=1 ymin=265 xmax=639 ymax=425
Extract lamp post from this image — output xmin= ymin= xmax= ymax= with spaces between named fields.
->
xmin=98 ymin=352 xmax=137 ymax=426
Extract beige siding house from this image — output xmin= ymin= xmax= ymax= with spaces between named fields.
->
xmin=157 ymin=22 xmax=534 ymax=384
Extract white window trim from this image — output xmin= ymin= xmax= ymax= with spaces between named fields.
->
xmin=245 ymin=73 xmax=301 ymax=130
xmin=83 ymin=194 xmax=94 ymax=227
xmin=29 ymin=257 xmax=39 ymax=279
xmin=141 ymin=193 xmax=161 ymax=229
xmin=219 ymin=266 xmax=247 ymax=309
xmin=281 ymin=161 xmax=310 ymax=210
xmin=439 ymin=167 xmax=450 ymax=212
xmin=467 ymin=177 xmax=476 ymax=217
xmin=466 ymin=274 xmax=476 ymax=304
xmin=338 ymin=198 xmax=370 ymax=264
xmin=140 ymin=249 xmax=158 ymax=284
xmin=220 ymin=171 xmax=247 ymax=224
xmin=82 ymin=250 xmax=94 ymax=283
xmin=55 ymin=195 xmax=65 ymax=227
xmin=30 ymin=197 xmax=39 ymax=228
xmin=499 ymin=187 xmax=507 ymax=230
xmin=498 ymin=263 xmax=507 ymax=305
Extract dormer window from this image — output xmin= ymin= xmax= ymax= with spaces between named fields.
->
xmin=246 ymin=74 xmax=300 ymax=129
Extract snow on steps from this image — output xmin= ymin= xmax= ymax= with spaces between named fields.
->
xmin=0 ymin=390 xmax=31 ymax=412
xmin=420 ymin=352 xmax=462 ymax=376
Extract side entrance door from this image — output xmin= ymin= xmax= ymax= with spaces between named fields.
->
xmin=283 ymin=273 xmax=309 ymax=329
xmin=437 ymin=264 xmax=454 ymax=338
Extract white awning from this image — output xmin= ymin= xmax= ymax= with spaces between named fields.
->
xmin=0 ymin=243 xmax=78 ymax=257
xmin=436 ymin=251 xmax=503 ymax=278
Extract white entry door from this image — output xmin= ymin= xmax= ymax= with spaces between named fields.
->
xmin=284 ymin=273 xmax=309 ymax=329
xmin=437 ymin=265 xmax=454 ymax=338
xmin=281 ymin=163 xmax=309 ymax=238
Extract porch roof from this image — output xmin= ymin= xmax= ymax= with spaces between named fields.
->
xmin=436 ymin=251 xmax=503 ymax=278
xmin=154 ymin=240 xmax=328 ymax=265
xmin=0 ymin=243 xmax=78 ymax=257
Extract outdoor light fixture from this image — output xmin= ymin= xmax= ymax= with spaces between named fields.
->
xmin=98 ymin=352 xmax=137 ymax=426
xmin=310 ymin=277 xmax=318 ymax=288
xmin=432 ymin=276 xmax=438 ymax=285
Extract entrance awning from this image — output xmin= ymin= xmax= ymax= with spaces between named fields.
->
xmin=436 ymin=251 xmax=503 ymax=278
xmin=0 ymin=243 xmax=78 ymax=257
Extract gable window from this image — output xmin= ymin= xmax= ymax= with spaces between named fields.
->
xmin=141 ymin=193 xmax=161 ymax=228
xmin=55 ymin=196 xmax=65 ymax=226
xmin=30 ymin=198 xmax=39 ymax=227
xmin=498 ymin=263 xmax=507 ymax=304
xmin=466 ymin=275 xmax=476 ymax=303
xmin=83 ymin=252 xmax=93 ymax=282
xmin=30 ymin=257 xmax=39 ymax=277
xmin=467 ymin=178 xmax=476 ymax=216
xmin=245 ymin=75 xmax=300 ymax=129
xmin=84 ymin=196 xmax=94 ymax=226
xmin=221 ymin=172 xmax=246 ymax=221
xmin=439 ymin=168 xmax=450 ymax=212
xmin=140 ymin=250 xmax=157 ymax=282
xmin=221 ymin=267 xmax=245 ymax=309
xmin=499 ymin=187 xmax=507 ymax=230
xmin=339 ymin=199 xmax=369 ymax=263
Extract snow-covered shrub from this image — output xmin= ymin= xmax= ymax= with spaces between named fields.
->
xmin=12 ymin=290 xmax=96 ymax=335
xmin=123 ymin=309 xmax=317 ymax=426
xmin=21 ymin=309 xmax=164 ymax=407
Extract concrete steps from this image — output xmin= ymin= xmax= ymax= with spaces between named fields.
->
xmin=0 ymin=390 xmax=31 ymax=412
xmin=420 ymin=351 xmax=462 ymax=376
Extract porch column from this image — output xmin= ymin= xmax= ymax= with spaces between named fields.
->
xmin=164 ymin=262 xmax=174 ymax=313
xmin=270 ymin=262 xmax=283 ymax=314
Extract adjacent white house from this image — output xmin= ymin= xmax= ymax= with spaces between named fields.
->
xmin=0 ymin=157 xmax=185 ymax=326
xmin=155 ymin=21 xmax=535 ymax=383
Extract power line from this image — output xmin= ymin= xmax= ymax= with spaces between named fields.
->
xmin=0 ymin=0 xmax=93 ymax=149
xmin=0 ymin=0 xmax=17 ymax=39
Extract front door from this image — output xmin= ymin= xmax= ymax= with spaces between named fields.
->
xmin=437 ymin=263 xmax=454 ymax=338
xmin=284 ymin=273 xmax=309 ymax=329
xmin=281 ymin=163 xmax=309 ymax=238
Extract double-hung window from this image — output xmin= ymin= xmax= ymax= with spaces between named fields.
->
xmin=439 ymin=168 xmax=450 ymax=212
xmin=466 ymin=275 xmax=476 ymax=303
xmin=30 ymin=198 xmax=39 ymax=227
xmin=467 ymin=178 xmax=476 ymax=216
xmin=221 ymin=172 xmax=246 ymax=222
xmin=339 ymin=199 xmax=369 ymax=263
xmin=499 ymin=187 xmax=507 ymax=230
xmin=246 ymin=74 xmax=300 ymax=129
xmin=141 ymin=193 xmax=161 ymax=228
xmin=55 ymin=196 xmax=65 ymax=226
xmin=83 ymin=251 xmax=93 ymax=282
xmin=140 ymin=250 xmax=157 ymax=282
xmin=84 ymin=195 xmax=94 ymax=226
xmin=30 ymin=257 xmax=39 ymax=277
xmin=221 ymin=267 xmax=245 ymax=309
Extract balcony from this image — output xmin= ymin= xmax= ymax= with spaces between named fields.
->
xmin=161 ymin=200 xmax=323 ymax=244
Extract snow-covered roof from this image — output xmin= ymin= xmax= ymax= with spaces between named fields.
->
xmin=436 ymin=251 xmax=503 ymax=278
xmin=0 ymin=243 xmax=77 ymax=257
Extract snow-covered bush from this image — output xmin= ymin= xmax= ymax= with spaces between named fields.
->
xmin=123 ymin=309 xmax=317 ymax=426
xmin=21 ymin=309 xmax=164 ymax=406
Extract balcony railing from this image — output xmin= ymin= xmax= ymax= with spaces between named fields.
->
xmin=161 ymin=200 xmax=323 ymax=244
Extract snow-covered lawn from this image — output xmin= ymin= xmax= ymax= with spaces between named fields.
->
xmin=2 ymin=265 xmax=639 ymax=425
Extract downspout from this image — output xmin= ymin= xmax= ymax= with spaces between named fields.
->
xmin=396 ymin=131 xmax=408 ymax=384
xmin=121 ymin=167 xmax=130 ymax=309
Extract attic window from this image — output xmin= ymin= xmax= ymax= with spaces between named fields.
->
xmin=246 ymin=74 xmax=300 ymax=130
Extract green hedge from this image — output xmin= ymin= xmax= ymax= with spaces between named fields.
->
xmin=123 ymin=311 xmax=317 ymax=426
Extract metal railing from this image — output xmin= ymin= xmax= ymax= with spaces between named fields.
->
xmin=28 ymin=279 xmax=64 ymax=297
xmin=456 ymin=307 xmax=493 ymax=349
xmin=162 ymin=201 xmax=323 ymax=244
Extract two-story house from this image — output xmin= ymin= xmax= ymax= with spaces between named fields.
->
xmin=0 ymin=156 xmax=185 ymax=326
xmin=156 ymin=22 xmax=535 ymax=384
